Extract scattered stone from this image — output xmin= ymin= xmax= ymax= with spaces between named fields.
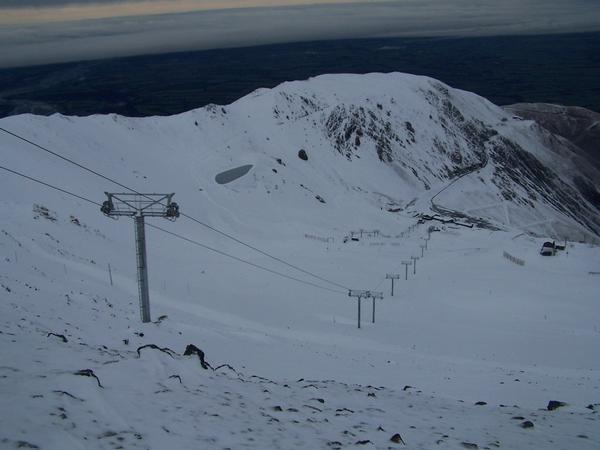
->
xmin=303 ymin=404 xmax=322 ymax=412
xmin=298 ymin=149 xmax=308 ymax=160
xmin=74 ymin=369 xmax=103 ymax=388
xmin=33 ymin=204 xmax=57 ymax=222
xmin=355 ymin=440 xmax=371 ymax=445
xmin=511 ymin=416 xmax=525 ymax=420
xmin=461 ymin=443 xmax=478 ymax=449
xmin=368 ymin=392 xmax=376 ymax=397
xmin=547 ymin=400 xmax=567 ymax=411
xmin=47 ymin=332 xmax=67 ymax=343
xmin=213 ymin=363 xmax=238 ymax=374
xmin=183 ymin=344 xmax=210 ymax=369
xmin=475 ymin=401 xmax=487 ymax=406
xmin=315 ymin=195 xmax=326 ymax=204
xmin=15 ymin=441 xmax=39 ymax=449
xmin=272 ymin=406 xmax=283 ymax=412
xmin=390 ymin=433 xmax=405 ymax=444
xmin=403 ymin=385 xmax=413 ymax=391
xmin=137 ymin=344 xmax=178 ymax=359
xmin=53 ymin=390 xmax=84 ymax=401
xmin=520 ymin=421 xmax=534 ymax=429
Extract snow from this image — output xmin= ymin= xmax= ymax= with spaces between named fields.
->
xmin=0 ymin=72 xmax=599 ymax=449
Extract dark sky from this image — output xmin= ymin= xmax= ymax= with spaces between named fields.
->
xmin=1 ymin=0 xmax=599 ymax=68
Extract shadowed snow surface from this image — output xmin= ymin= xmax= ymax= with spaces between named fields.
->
xmin=1 ymin=73 xmax=599 ymax=449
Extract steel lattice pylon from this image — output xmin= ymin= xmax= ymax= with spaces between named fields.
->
xmin=101 ymin=192 xmax=179 ymax=323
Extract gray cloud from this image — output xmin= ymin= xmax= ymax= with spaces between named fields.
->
xmin=0 ymin=0 xmax=148 ymax=6
xmin=1 ymin=0 xmax=599 ymax=68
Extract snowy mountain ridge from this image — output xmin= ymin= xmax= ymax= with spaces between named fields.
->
xmin=200 ymin=72 xmax=600 ymax=241
xmin=3 ymin=72 xmax=600 ymax=242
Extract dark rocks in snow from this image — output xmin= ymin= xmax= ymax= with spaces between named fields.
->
xmin=355 ymin=440 xmax=371 ymax=445
xmin=33 ymin=204 xmax=57 ymax=222
xmin=136 ymin=344 xmax=178 ymax=359
xmin=402 ymin=385 xmax=413 ymax=391
xmin=53 ymin=390 xmax=84 ymax=401
xmin=153 ymin=314 xmax=168 ymax=324
xmin=183 ymin=344 xmax=210 ymax=369
xmin=315 ymin=195 xmax=326 ymax=204
xmin=520 ymin=420 xmax=534 ymax=429
xmin=74 ymin=369 xmax=103 ymax=388
xmin=168 ymin=375 xmax=182 ymax=383
xmin=390 ymin=433 xmax=405 ymax=444
xmin=276 ymin=158 xmax=286 ymax=166
xmin=47 ymin=332 xmax=67 ymax=343
xmin=298 ymin=149 xmax=308 ymax=161
xmin=461 ymin=442 xmax=478 ymax=449
xmin=14 ymin=441 xmax=38 ymax=449
xmin=474 ymin=401 xmax=487 ymax=406
xmin=547 ymin=400 xmax=567 ymax=411
xmin=213 ymin=364 xmax=238 ymax=374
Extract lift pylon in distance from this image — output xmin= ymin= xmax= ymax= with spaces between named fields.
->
xmin=101 ymin=193 xmax=180 ymax=323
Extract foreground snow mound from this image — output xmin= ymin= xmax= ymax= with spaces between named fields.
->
xmin=1 ymin=72 xmax=599 ymax=448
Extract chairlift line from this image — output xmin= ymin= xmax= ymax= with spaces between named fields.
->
xmin=0 ymin=163 xmax=347 ymax=297
xmin=0 ymin=126 xmax=349 ymax=292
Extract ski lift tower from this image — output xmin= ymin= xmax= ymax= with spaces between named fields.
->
xmin=101 ymin=192 xmax=180 ymax=323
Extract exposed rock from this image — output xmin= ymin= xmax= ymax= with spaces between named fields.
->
xmin=183 ymin=344 xmax=210 ymax=369
xmin=461 ymin=443 xmax=478 ymax=449
xmin=390 ymin=433 xmax=405 ymax=444
xmin=547 ymin=400 xmax=567 ymax=411
xmin=298 ymin=149 xmax=308 ymax=161
xmin=520 ymin=421 xmax=534 ymax=429
xmin=47 ymin=332 xmax=67 ymax=343
xmin=74 ymin=369 xmax=103 ymax=388
xmin=137 ymin=344 xmax=178 ymax=359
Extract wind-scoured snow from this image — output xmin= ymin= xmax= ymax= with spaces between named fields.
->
xmin=1 ymin=72 xmax=599 ymax=449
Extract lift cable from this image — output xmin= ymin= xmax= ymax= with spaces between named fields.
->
xmin=0 ymin=126 xmax=351 ymax=291
xmin=0 ymin=164 xmax=346 ymax=295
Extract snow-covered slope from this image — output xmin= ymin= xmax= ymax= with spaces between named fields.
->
xmin=504 ymin=103 xmax=600 ymax=172
xmin=1 ymin=73 xmax=599 ymax=449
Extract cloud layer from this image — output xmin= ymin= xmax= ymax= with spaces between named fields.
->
xmin=1 ymin=0 xmax=599 ymax=68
